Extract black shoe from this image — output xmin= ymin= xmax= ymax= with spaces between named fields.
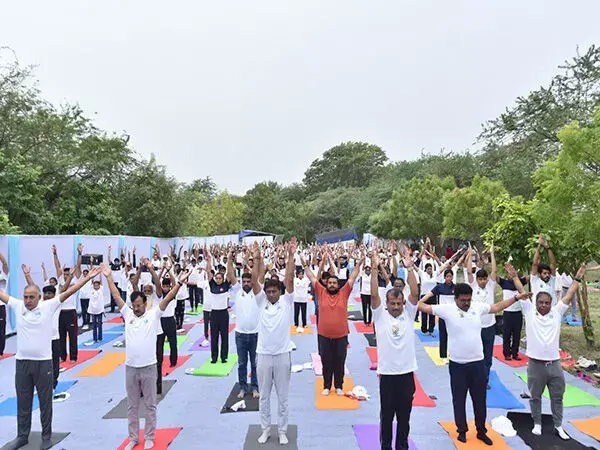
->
xmin=457 ymin=432 xmax=466 ymax=443
xmin=504 ymin=355 xmax=512 ymax=361
xmin=476 ymin=432 xmax=493 ymax=446
xmin=40 ymin=438 xmax=53 ymax=450
xmin=221 ymin=359 xmax=227 ymax=364
xmin=513 ymin=355 xmax=522 ymax=361
xmin=5 ymin=438 xmax=28 ymax=450
xmin=211 ymin=359 xmax=217 ymax=364
xmin=487 ymin=384 xmax=491 ymax=390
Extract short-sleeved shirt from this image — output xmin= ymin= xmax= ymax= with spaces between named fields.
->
xmin=521 ymin=300 xmax=568 ymax=361
xmin=373 ymin=301 xmax=417 ymax=375
xmin=498 ymin=277 xmax=527 ymax=312
xmin=531 ymin=274 xmax=557 ymax=304
xmin=122 ymin=305 xmax=163 ymax=367
xmin=232 ymin=284 xmax=260 ymax=334
xmin=293 ymin=277 xmax=311 ymax=303
xmin=256 ymin=292 xmax=294 ymax=355
xmin=315 ymin=282 xmax=352 ymax=339
xmin=469 ymin=280 xmax=496 ymax=328
xmin=431 ymin=282 xmax=455 ymax=305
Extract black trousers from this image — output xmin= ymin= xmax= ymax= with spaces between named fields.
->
xmin=380 ymin=373 xmax=415 ymax=450
xmin=361 ymin=294 xmax=372 ymax=325
xmin=439 ymin=319 xmax=448 ymax=359
xmin=59 ymin=310 xmax=78 ymax=361
xmin=80 ymin=298 xmax=90 ymax=326
xmin=16 ymin=359 xmax=54 ymax=442
xmin=0 ymin=304 xmax=6 ymax=356
xmin=318 ymin=334 xmax=348 ymax=390
xmin=420 ymin=295 xmax=436 ymax=334
xmin=449 ymin=360 xmax=487 ymax=434
xmin=175 ymin=299 xmax=186 ymax=329
xmin=210 ymin=309 xmax=229 ymax=362
xmin=156 ymin=334 xmax=164 ymax=395
xmin=294 ymin=302 xmax=307 ymax=327
xmin=203 ymin=311 xmax=211 ymax=338
xmin=110 ymin=283 xmax=118 ymax=312
xmin=158 ymin=317 xmax=178 ymax=367
xmin=188 ymin=285 xmax=201 ymax=309
xmin=51 ymin=339 xmax=60 ymax=389
xmin=502 ymin=311 xmax=523 ymax=358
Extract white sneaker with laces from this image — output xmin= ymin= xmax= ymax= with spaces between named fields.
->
xmin=321 ymin=389 xmax=330 ymax=396
xmin=531 ymin=424 xmax=542 ymax=435
xmin=555 ymin=426 xmax=570 ymax=440
xmin=124 ymin=441 xmax=138 ymax=450
xmin=279 ymin=433 xmax=288 ymax=445
xmin=336 ymin=388 xmax=344 ymax=396
xmin=201 ymin=339 xmax=210 ymax=347
xmin=257 ymin=428 xmax=270 ymax=444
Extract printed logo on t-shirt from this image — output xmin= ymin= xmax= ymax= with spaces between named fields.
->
xmin=391 ymin=324 xmax=400 ymax=337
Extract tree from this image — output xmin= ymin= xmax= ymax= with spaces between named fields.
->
xmin=303 ymin=142 xmax=388 ymax=194
xmin=443 ymin=176 xmax=507 ymax=242
xmin=307 ymin=187 xmax=361 ymax=235
xmin=188 ymin=191 xmax=245 ymax=236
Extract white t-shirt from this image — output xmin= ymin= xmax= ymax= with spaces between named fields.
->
xmin=88 ymin=287 xmax=105 ymax=315
xmin=8 ymin=296 xmax=61 ymax=360
xmin=373 ymin=301 xmax=418 ymax=375
xmin=122 ymin=305 xmax=163 ymax=367
xmin=359 ymin=273 xmax=372 ymax=296
xmin=293 ymin=277 xmax=311 ymax=303
xmin=531 ymin=274 xmax=557 ymax=304
xmin=175 ymin=274 xmax=189 ymax=300
xmin=187 ymin=266 xmax=201 ymax=284
xmin=59 ymin=275 xmax=79 ymax=310
xmin=0 ymin=272 xmax=8 ymax=293
xmin=419 ymin=270 xmax=437 ymax=296
xmin=431 ymin=303 xmax=491 ymax=363
xmin=80 ymin=279 xmax=93 ymax=299
xmin=469 ymin=280 xmax=496 ymax=328
xmin=256 ymin=292 xmax=294 ymax=355
xmin=162 ymin=295 xmax=176 ymax=318
xmin=232 ymin=284 xmax=260 ymax=334
xmin=521 ymin=300 xmax=568 ymax=361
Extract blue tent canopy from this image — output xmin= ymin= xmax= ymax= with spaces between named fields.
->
xmin=315 ymin=228 xmax=358 ymax=245
xmin=238 ymin=230 xmax=276 ymax=239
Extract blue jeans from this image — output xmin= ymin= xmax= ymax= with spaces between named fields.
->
xmin=236 ymin=331 xmax=258 ymax=392
xmin=92 ymin=313 xmax=103 ymax=342
xmin=481 ymin=325 xmax=495 ymax=384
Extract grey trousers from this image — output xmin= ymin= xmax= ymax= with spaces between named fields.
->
xmin=527 ymin=358 xmax=565 ymax=427
xmin=126 ymin=364 xmax=157 ymax=442
xmin=15 ymin=359 xmax=54 ymax=442
xmin=257 ymin=352 xmax=291 ymax=434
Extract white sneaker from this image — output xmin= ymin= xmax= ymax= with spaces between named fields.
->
xmin=257 ymin=428 xmax=270 ymax=444
xmin=555 ymin=426 xmax=570 ymax=440
xmin=322 ymin=388 xmax=330 ymax=396
xmin=296 ymin=326 xmax=303 ymax=333
xmin=336 ymin=388 xmax=344 ymax=396
xmin=201 ymin=339 xmax=210 ymax=347
xmin=83 ymin=341 xmax=94 ymax=346
xmin=144 ymin=439 xmax=154 ymax=449
xmin=177 ymin=328 xmax=185 ymax=333
xmin=279 ymin=433 xmax=288 ymax=445
xmin=124 ymin=441 xmax=138 ymax=450
xmin=532 ymin=424 xmax=542 ymax=435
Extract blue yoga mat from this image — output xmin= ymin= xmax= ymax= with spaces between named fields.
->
xmin=564 ymin=316 xmax=583 ymax=326
xmin=107 ymin=324 xmax=125 ymax=333
xmin=0 ymin=380 xmax=78 ymax=416
xmin=486 ymin=370 xmax=524 ymax=410
xmin=78 ymin=331 xmax=122 ymax=349
xmin=415 ymin=330 xmax=439 ymax=343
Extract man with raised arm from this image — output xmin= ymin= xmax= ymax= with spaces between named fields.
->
xmin=303 ymin=246 xmax=364 ymax=396
xmin=251 ymin=239 xmax=295 ymax=446
xmin=103 ymin=264 xmax=187 ymax=450
xmin=1 ymin=267 xmax=100 ymax=450
xmin=531 ymin=233 xmax=558 ymax=304
xmin=371 ymin=246 xmax=419 ymax=450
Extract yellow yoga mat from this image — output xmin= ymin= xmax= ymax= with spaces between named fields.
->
xmin=413 ymin=321 xmax=420 ymax=330
xmin=315 ymin=377 xmax=359 ymax=410
xmin=424 ymin=346 xmax=448 ymax=366
xmin=571 ymin=416 xmax=600 ymax=441
xmin=76 ymin=352 xmax=126 ymax=377
xmin=439 ymin=421 xmax=510 ymax=449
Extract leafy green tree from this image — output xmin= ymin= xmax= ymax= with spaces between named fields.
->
xmin=306 ymin=187 xmax=361 ymax=235
xmin=188 ymin=191 xmax=245 ymax=236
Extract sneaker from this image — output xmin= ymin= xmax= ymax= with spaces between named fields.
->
xmin=441 ymin=358 xmax=449 ymax=365
xmin=504 ymin=355 xmax=512 ymax=361
xmin=237 ymin=389 xmax=246 ymax=399
xmin=144 ymin=439 xmax=154 ymax=449
xmin=84 ymin=341 xmax=94 ymax=346
xmin=336 ymin=388 xmax=344 ymax=396
xmin=278 ymin=433 xmax=288 ymax=445
xmin=221 ymin=359 xmax=228 ymax=364
xmin=59 ymin=367 xmax=67 ymax=373
xmin=513 ymin=355 xmax=522 ymax=361
xmin=124 ymin=441 xmax=138 ymax=450
xmin=201 ymin=339 xmax=210 ymax=347
xmin=555 ymin=426 xmax=570 ymax=440
xmin=476 ymin=432 xmax=493 ymax=445
xmin=297 ymin=326 xmax=304 ymax=333
xmin=531 ymin=424 xmax=542 ymax=435
xmin=177 ymin=328 xmax=185 ymax=333
xmin=257 ymin=428 xmax=270 ymax=444
xmin=322 ymin=388 xmax=330 ymax=396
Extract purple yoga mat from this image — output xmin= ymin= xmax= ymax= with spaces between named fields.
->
xmin=188 ymin=336 xmax=211 ymax=351
xmin=353 ymin=424 xmax=417 ymax=450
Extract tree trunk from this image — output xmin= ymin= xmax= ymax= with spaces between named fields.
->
xmin=578 ymin=278 xmax=595 ymax=347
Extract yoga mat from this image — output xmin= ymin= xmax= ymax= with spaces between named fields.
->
xmin=311 ymin=353 xmax=349 ymax=376
xmin=243 ymin=425 xmax=298 ymax=450
xmin=516 ymin=372 xmax=600 ymax=407
xmin=103 ymin=380 xmax=177 ymax=419
xmin=163 ymin=334 xmax=189 ymax=350
xmin=424 ymin=346 xmax=447 ymax=366
xmin=220 ymin=382 xmax=260 ymax=414
xmin=310 ymin=314 xmax=317 ymax=325
xmin=187 ymin=354 xmax=239 ymax=376
xmin=366 ymin=346 xmax=377 ymax=369
xmin=76 ymin=352 xmax=126 ymax=377
xmin=415 ymin=329 xmax=438 ymax=343
xmin=78 ymin=331 xmax=122 ymax=349
xmin=290 ymin=325 xmax=313 ymax=335
xmin=353 ymin=424 xmax=417 ymax=450
xmin=162 ymin=354 xmax=192 ymax=377
xmin=348 ymin=303 xmax=355 ymax=311
xmin=177 ymin=323 xmax=195 ymax=335
xmin=439 ymin=420 xmax=510 ymax=449
xmin=354 ymin=322 xmax=374 ymax=334
xmin=208 ymin=323 xmax=235 ymax=335
xmin=565 ymin=316 xmax=583 ymax=326
xmin=188 ymin=336 xmax=211 ymax=352
xmin=354 ymin=296 xmax=362 ymax=303
xmin=315 ymin=377 xmax=359 ymax=410
xmin=507 ymin=412 xmax=594 ymax=450
xmin=59 ymin=349 xmax=101 ymax=371
xmin=347 ymin=310 xmax=363 ymax=321
xmin=413 ymin=374 xmax=436 ymax=407
xmin=486 ymin=370 xmax=524 ymax=409
xmin=0 ymin=381 xmax=77 ymax=416
xmin=0 ymin=353 xmax=15 ymax=361
xmin=364 ymin=333 xmax=377 ymax=347
xmin=108 ymin=324 xmax=126 ymax=333
xmin=107 ymin=316 xmax=123 ymax=323
xmin=571 ymin=416 xmax=600 ymax=442
xmin=117 ymin=427 xmax=183 ymax=450
xmin=186 ymin=307 xmax=203 ymax=315
xmin=413 ymin=321 xmax=420 ymax=330
xmin=0 ymin=432 xmax=70 ymax=450
xmin=492 ymin=344 xmax=527 ymax=367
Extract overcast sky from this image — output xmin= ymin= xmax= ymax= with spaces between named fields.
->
xmin=2 ymin=1 xmax=599 ymax=195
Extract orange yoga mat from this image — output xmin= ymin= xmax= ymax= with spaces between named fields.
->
xmin=60 ymin=350 xmax=101 ymax=371
xmin=571 ymin=416 xmax=600 ymax=441
xmin=75 ymin=352 xmax=125 ymax=377
xmin=117 ymin=427 xmax=182 ymax=450
xmin=354 ymin=322 xmax=375 ymax=334
xmin=290 ymin=325 xmax=313 ymax=335
xmin=162 ymin=354 xmax=192 ymax=377
xmin=439 ymin=421 xmax=510 ymax=449
xmin=315 ymin=377 xmax=360 ymax=410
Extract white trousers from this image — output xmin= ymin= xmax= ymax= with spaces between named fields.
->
xmin=257 ymin=352 xmax=291 ymax=433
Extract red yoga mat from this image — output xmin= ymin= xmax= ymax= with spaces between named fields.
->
xmin=162 ymin=355 xmax=192 ymax=377
xmin=107 ymin=316 xmax=124 ymax=324
xmin=60 ymin=350 xmax=102 ymax=371
xmin=0 ymin=352 xmax=15 ymax=361
xmin=492 ymin=345 xmax=528 ymax=367
xmin=310 ymin=314 xmax=317 ymax=325
xmin=117 ymin=427 xmax=182 ymax=450
xmin=354 ymin=322 xmax=375 ymax=334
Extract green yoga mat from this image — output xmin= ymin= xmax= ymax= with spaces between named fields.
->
xmin=347 ymin=303 xmax=355 ymax=311
xmin=186 ymin=306 xmax=203 ymax=315
xmin=516 ymin=372 xmax=600 ymax=407
xmin=188 ymin=354 xmax=239 ymax=377
xmin=164 ymin=334 xmax=189 ymax=350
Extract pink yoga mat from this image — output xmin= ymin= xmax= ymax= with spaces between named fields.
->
xmin=311 ymin=353 xmax=349 ymax=376
xmin=353 ymin=424 xmax=417 ymax=450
